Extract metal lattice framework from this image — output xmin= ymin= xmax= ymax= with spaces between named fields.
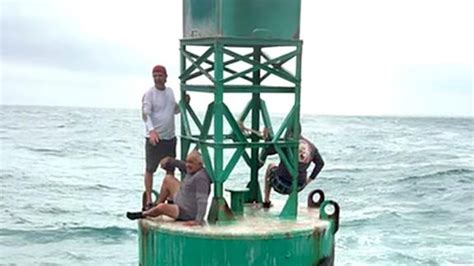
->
xmin=179 ymin=37 xmax=303 ymax=223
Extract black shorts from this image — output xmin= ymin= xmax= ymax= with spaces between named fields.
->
xmin=269 ymin=167 xmax=305 ymax=195
xmin=145 ymin=137 xmax=176 ymax=173
xmin=176 ymin=205 xmax=194 ymax=221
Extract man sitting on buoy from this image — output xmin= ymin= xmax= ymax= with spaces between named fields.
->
xmin=260 ymin=131 xmax=324 ymax=208
xmin=126 ymin=150 xmax=211 ymax=226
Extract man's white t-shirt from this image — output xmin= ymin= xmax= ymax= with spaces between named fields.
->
xmin=142 ymin=86 xmax=178 ymax=139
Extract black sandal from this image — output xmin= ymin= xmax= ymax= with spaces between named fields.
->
xmin=126 ymin=211 xmax=144 ymax=220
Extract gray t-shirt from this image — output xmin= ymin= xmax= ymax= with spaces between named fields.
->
xmin=173 ymin=161 xmax=211 ymax=223
xmin=142 ymin=86 xmax=178 ymax=139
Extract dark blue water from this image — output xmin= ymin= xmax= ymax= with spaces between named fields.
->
xmin=1 ymin=105 xmax=473 ymax=265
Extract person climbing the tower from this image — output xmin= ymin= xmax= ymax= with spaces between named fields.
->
xmin=259 ymin=126 xmax=325 ymax=208
xmin=126 ymin=150 xmax=211 ymax=226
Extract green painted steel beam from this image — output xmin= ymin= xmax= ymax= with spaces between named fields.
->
xmin=181 ymin=37 xmax=302 ymax=47
xmin=184 ymin=51 xmax=254 ymax=83
xmin=181 ymin=85 xmax=216 ymax=93
xmin=221 ymin=147 xmax=245 ymax=182
xmin=280 ymin=42 xmax=302 ymax=219
xmin=221 ymin=47 xmax=299 ymax=82
xmin=238 ymin=100 xmax=253 ymax=123
xmin=180 ymin=136 xmax=297 ymax=149
xmin=272 ymin=106 xmax=296 ymax=142
xmin=222 ymin=104 xmax=248 ymax=143
xmin=182 ymin=134 xmax=238 ymax=141
xmin=239 ymin=86 xmax=281 ymax=93
xmin=180 ymin=48 xmax=215 ymax=83
xmin=182 ymin=85 xmax=295 ymax=93
xmin=274 ymin=145 xmax=297 ymax=176
xmin=199 ymin=103 xmax=214 ymax=140
xmin=180 ymin=42 xmax=187 ymax=164
xmin=245 ymin=47 xmax=263 ymax=203
xmin=207 ymin=197 xmax=234 ymax=224
xmin=179 ymin=102 xmax=192 ymax=137
xmin=213 ymin=42 xmax=224 ymax=184
xmin=206 ymin=41 xmax=234 ymax=223
xmin=200 ymin=144 xmax=214 ymax=180
xmin=260 ymin=51 xmax=294 ymax=83
xmin=185 ymin=104 xmax=204 ymax=132
xmin=241 ymin=150 xmax=252 ymax=170
xmin=179 ymin=46 xmax=214 ymax=81
xmin=260 ymin=100 xmax=274 ymax=137
xmin=280 ymin=190 xmax=298 ymax=219
xmin=222 ymin=47 xmax=298 ymax=84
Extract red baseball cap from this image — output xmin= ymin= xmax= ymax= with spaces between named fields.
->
xmin=152 ymin=65 xmax=167 ymax=76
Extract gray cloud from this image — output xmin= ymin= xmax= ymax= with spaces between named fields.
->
xmin=1 ymin=1 xmax=146 ymax=75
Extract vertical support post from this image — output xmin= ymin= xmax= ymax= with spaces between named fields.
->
xmin=280 ymin=43 xmax=302 ymax=219
xmin=246 ymin=46 xmax=263 ymax=203
xmin=214 ymin=40 xmax=224 ymax=199
xmin=180 ymin=42 xmax=189 ymax=165
xmin=208 ymin=40 xmax=234 ymax=223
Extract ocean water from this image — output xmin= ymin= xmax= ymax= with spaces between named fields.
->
xmin=1 ymin=105 xmax=473 ymax=265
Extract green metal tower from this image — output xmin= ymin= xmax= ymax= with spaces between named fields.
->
xmin=179 ymin=0 xmax=303 ymax=223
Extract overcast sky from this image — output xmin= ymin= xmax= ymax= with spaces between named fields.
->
xmin=1 ymin=0 xmax=473 ymax=117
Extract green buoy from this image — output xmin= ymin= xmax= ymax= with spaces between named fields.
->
xmin=137 ymin=1 xmax=340 ymax=265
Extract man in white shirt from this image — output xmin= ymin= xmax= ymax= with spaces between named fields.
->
xmin=141 ymin=65 xmax=180 ymax=210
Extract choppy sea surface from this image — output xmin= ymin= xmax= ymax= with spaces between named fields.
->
xmin=1 ymin=105 xmax=473 ymax=265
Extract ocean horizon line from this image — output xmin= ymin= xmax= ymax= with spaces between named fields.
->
xmin=1 ymin=103 xmax=473 ymax=120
